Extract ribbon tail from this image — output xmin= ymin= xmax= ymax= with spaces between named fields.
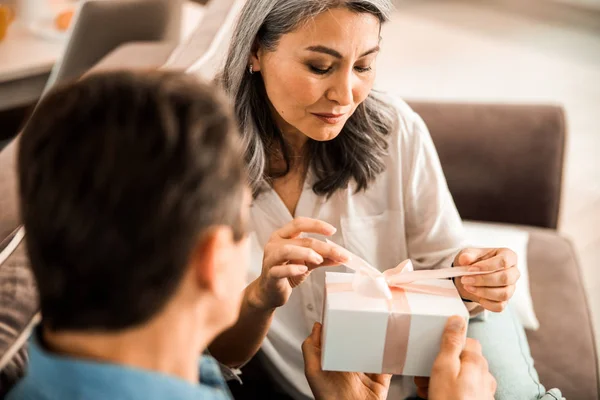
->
xmin=385 ymin=266 xmax=499 ymax=286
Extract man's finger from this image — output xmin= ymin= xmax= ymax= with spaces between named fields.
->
xmin=366 ymin=373 xmax=393 ymax=389
xmin=414 ymin=376 xmax=430 ymax=398
xmin=459 ymin=349 xmax=488 ymax=371
xmin=302 ymin=323 xmax=323 ymax=373
xmin=463 ymin=338 xmax=483 ymax=354
xmin=460 ymin=266 xmax=520 ymax=287
xmin=414 ymin=376 xmax=430 ymax=388
xmin=416 ymin=386 xmax=429 ymax=399
xmin=490 ymin=375 xmax=498 ymax=395
xmin=440 ymin=316 xmax=467 ymax=355
xmin=311 ymin=322 xmax=323 ymax=348
xmin=277 ymin=217 xmax=336 ymax=239
xmin=433 ymin=316 xmax=467 ymax=375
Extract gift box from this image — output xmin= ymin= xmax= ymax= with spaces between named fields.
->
xmin=320 ymin=258 xmax=470 ymax=376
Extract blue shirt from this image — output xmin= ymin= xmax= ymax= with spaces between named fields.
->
xmin=7 ymin=333 xmax=233 ymax=400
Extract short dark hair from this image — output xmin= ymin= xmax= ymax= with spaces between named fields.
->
xmin=19 ymin=71 xmax=246 ymax=332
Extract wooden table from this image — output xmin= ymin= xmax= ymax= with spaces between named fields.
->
xmin=0 ymin=2 xmax=204 ymax=111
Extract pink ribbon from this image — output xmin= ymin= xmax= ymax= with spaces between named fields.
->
xmin=325 ymin=240 xmax=501 ymax=374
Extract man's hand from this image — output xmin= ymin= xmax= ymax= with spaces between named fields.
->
xmin=414 ymin=376 xmax=430 ymax=399
xmin=249 ymin=217 xmax=351 ymax=311
xmin=454 ymin=248 xmax=520 ymax=312
xmin=302 ymin=323 xmax=392 ymax=400
xmin=428 ymin=316 xmax=496 ymax=400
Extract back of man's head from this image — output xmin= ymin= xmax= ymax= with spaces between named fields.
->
xmin=18 ymin=71 xmax=246 ymax=332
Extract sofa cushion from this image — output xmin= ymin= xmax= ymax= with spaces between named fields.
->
xmin=0 ymin=139 xmax=20 ymax=240
xmin=525 ymin=227 xmax=599 ymax=400
xmin=0 ymin=230 xmax=38 ymax=397
xmin=463 ymin=221 xmax=539 ymax=331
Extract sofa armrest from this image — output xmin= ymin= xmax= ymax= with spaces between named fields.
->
xmin=524 ymin=226 xmax=599 ymax=399
xmin=408 ymin=101 xmax=566 ymax=229
xmin=0 ymin=139 xmax=20 ymax=240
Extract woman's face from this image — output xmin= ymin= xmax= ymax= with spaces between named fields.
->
xmin=251 ymin=7 xmax=381 ymax=142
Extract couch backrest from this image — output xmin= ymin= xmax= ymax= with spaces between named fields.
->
xmin=409 ymin=101 xmax=566 ymax=230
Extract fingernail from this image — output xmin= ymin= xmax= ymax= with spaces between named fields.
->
xmin=468 ymin=267 xmax=479 ymax=272
xmin=327 ymin=227 xmax=337 ymax=235
xmin=461 ymin=277 xmax=475 ymax=285
xmin=299 ymin=265 xmax=308 ymax=273
xmin=448 ymin=316 xmax=465 ymax=332
xmin=465 ymin=285 xmax=476 ymax=293
xmin=335 ymin=250 xmax=350 ymax=262
xmin=314 ymin=256 xmax=324 ymax=264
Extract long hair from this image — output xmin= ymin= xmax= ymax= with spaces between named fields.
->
xmin=216 ymin=0 xmax=398 ymax=197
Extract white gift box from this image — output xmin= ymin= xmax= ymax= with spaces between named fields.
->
xmin=321 ymin=271 xmax=469 ymax=376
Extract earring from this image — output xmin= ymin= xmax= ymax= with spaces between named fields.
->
xmin=248 ymin=64 xmax=254 ymax=75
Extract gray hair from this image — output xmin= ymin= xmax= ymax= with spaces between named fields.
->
xmin=216 ymin=0 xmax=398 ymax=196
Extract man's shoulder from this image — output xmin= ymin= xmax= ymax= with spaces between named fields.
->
xmin=10 ymin=343 xmax=233 ymax=400
xmin=5 ymin=377 xmax=49 ymax=400
xmin=6 ymin=369 xmax=233 ymax=400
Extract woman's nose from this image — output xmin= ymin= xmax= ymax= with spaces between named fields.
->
xmin=326 ymin=70 xmax=354 ymax=106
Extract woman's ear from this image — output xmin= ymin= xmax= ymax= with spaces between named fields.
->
xmin=249 ymin=39 xmax=262 ymax=72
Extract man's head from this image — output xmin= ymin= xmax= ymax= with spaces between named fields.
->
xmin=19 ymin=71 xmax=249 ymax=337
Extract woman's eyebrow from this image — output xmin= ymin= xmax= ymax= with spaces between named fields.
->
xmin=305 ymin=45 xmax=380 ymax=59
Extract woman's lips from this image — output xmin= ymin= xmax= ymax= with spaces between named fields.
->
xmin=312 ymin=113 xmax=346 ymax=125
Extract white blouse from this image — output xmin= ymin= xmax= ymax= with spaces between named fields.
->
xmin=248 ymin=97 xmax=469 ymax=398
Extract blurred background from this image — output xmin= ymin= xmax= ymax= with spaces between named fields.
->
xmin=378 ymin=0 xmax=600 ymax=360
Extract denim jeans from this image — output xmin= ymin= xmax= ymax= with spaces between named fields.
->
xmin=387 ymin=304 xmax=564 ymax=399
xmin=466 ymin=304 xmax=564 ymax=400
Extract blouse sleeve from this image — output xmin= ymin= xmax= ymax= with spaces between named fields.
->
xmin=397 ymin=103 xmax=467 ymax=271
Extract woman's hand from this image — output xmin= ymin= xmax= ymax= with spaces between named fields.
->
xmin=453 ymin=248 xmax=520 ymax=312
xmin=249 ymin=217 xmax=351 ymax=311
xmin=302 ymin=323 xmax=392 ymax=400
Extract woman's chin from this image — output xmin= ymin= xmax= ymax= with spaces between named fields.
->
xmin=303 ymin=125 xmax=344 ymax=142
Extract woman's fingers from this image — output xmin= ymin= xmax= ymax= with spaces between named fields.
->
xmin=288 ymin=237 xmax=351 ymax=264
xmin=461 ymin=285 xmax=516 ymax=302
xmin=468 ymin=250 xmax=517 ymax=272
xmin=479 ymin=298 xmax=508 ymax=312
xmin=269 ymin=264 xmax=310 ymax=279
xmin=275 ymin=217 xmax=337 ymax=240
xmin=469 ymin=265 xmax=520 ymax=287
xmin=265 ymin=243 xmax=324 ymax=267
xmin=460 ymin=265 xmax=520 ymax=288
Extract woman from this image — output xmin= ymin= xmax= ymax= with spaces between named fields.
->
xmin=207 ymin=1 xmax=552 ymax=399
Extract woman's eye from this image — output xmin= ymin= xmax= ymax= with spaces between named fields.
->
xmin=355 ymin=66 xmax=372 ymax=73
xmin=309 ymin=65 xmax=331 ymax=75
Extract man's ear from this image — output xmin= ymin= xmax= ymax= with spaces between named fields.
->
xmin=189 ymin=226 xmax=234 ymax=297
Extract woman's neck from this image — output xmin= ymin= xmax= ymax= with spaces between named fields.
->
xmin=269 ymin=134 xmax=309 ymax=216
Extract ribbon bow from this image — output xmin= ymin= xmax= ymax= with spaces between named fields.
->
xmin=326 ymin=239 xmax=498 ymax=300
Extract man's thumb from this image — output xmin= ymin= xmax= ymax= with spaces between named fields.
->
xmin=439 ymin=316 xmax=467 ymax=358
